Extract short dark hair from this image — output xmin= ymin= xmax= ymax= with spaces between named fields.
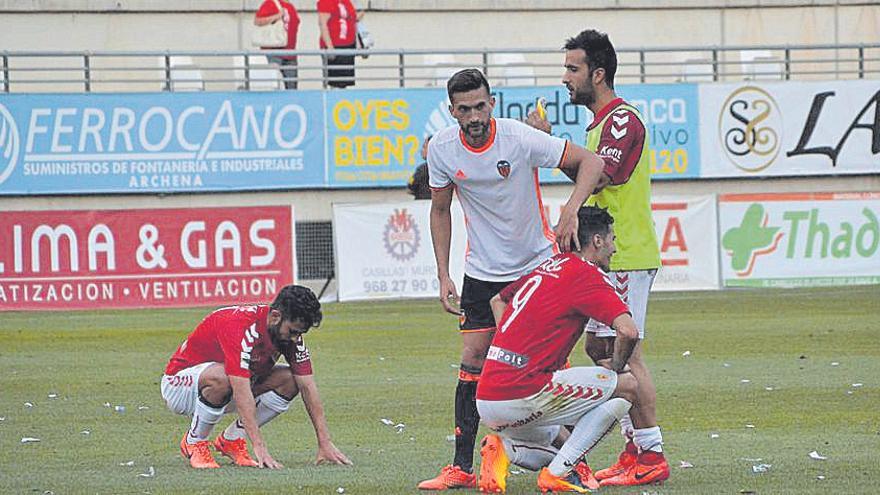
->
xmin=564 ymin=30 xmax=617 ymax=89
xmin=447 ymin=68 xmax=491 ymax=101
xmin=270 ymin=285 xmax=323 ymax=329
xmin=577 ymin=206 xmax=615 ymax=248
xmin=408 ymin=163 xmax=431 ymax=200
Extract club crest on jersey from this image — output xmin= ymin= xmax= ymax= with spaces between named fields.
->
xmin=383 ymin=208 xmax=420 ymax=262
xmin=496 ymin=160 xmax=511 ymax=178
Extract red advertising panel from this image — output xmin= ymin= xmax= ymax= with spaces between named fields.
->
xmin=0 ymin=206 xmax=295 ymax=310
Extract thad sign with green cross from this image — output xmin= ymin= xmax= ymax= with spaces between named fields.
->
xmin=719 ymin=193 xmax=880 ymax=288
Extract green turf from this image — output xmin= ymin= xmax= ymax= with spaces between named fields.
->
xmin=1 ymin=286 xmax=878 ymax=494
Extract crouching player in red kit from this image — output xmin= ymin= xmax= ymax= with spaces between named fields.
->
xmin=476 ymin=207 xmax=651 ymax=493
xmin=160 ymin=285 xmax=352 ymax=469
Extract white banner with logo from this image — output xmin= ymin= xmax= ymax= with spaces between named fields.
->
xmin=335 ymin=194 xmax=721 ymax=302
xmin=333 ymin=201 xmax=466 ymax=301
xmin=718 ymin=192 xmax=880 ymax=287
xmin=699 ymin=81 xmax=880 ymax=177
xmin=541 ymin=195 xmax=720 ymax=291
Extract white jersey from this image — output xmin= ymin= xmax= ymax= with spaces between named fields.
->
xmin=428 ymin=118 xmax=568 ymax=282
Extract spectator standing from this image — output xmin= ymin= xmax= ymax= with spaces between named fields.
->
xmin=318 ymin=0 xmax=360 ymax=88
xmin=255 ymin=0 xmax=301 ymax=89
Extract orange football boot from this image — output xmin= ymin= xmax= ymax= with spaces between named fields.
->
xmin=593 ymin=440 xmax=637 ymax=480
xmin=180 ymin=433 xmax=220 ymax=469
xmin=213 ymin=435 xmax=259 ymax=467
xmin=573 ymin=461 xmax=600 ymax=490
xmin=478 ymin=435 xmax=510 ymax=493
xmin=537 ymin=467 xmax=590 ymax=493
xmin=599 ymin=450 xmax=669 ymax=487
xmin=417 ymin=465 xmax=477 ymax=490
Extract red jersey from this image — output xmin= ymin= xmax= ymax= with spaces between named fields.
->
xmin=256 ymin=0 xmax=300 ymax=54
xmin=476 ymin=253 xmax=629 ymax=401
xmin=165 ymin=304 xmax=313 ymax=379
xmin=317 ymin=0 xmax=356 ymax=47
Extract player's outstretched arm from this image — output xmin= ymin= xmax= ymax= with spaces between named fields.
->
xmin=429 ymin=186 xmax=460 ymax=314
xmin=230 ymin=375 xmax=283 ymax=469
xmin=295 ymin=374 xmax=353 ymax=466
xmin=555 ymin=145 xmax=605 ymax=251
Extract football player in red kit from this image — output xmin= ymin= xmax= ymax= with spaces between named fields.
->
xmin=161 ymin=285 xmax=351 ymax=469
xmin=476 ymin=207 xmax=653 ymax=493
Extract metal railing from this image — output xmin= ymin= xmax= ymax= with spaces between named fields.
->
xmin=1 ymin=43 xmax=878 ymax=93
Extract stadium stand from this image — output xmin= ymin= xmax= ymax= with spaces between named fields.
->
xmin=0 ymin=1 xmax=877 ymax=294
xmin=232 ymin=55 xmax=284 ymax=90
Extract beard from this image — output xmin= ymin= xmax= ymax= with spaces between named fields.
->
xmin=267 ymin=322 xmax=284 ymax=347
xmin=569 ymin=85 xmax=595 ymax=106
xmin=463 ymin=120 xmax=490 ymax=140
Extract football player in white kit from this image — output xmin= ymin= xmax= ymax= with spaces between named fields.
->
xmin=417 ymin=68 xmax=606 ymax=490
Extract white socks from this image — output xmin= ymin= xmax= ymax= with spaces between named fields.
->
xmin=504 ymin=436 xmax=559 ymax=472
xmin=222 ymin=391 xmax=292 ymax=441
xmin=619 ymin=414 xmax=635 ymax=440
xmin=188 ymin=398 xmax=226 ymax=444
xmin=633 ymin=426 xmax=663 ymax=453
xmin=547 ymin=398 xmax=631 ymax=476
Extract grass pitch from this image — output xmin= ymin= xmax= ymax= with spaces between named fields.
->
xmin=1 ymin=286 xmax=878 ymax=494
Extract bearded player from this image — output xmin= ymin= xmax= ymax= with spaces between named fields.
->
xmin=527 ymin=29 xmax=668 ymax=486
xmin=160 ymin=285 xmax=352 ymax=469
xmin=418 ymin=69 xmax=606 ymax=490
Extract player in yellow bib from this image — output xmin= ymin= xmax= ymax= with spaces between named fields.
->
xmin=528 ymin=29 xmax=668 ymax=487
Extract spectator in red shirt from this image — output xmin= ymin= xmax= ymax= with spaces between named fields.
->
xmin=161 ymin=285 xmax=352 ymax=469
xmin=317 ymin=0 xmax=361 ymax=88
xmin=255 ymin=0 xmax=300 ymax=89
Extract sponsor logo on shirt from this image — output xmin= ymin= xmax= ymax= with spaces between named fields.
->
xmin=535 ymin=256 xmax=570 ymax=278
xmin=294 ymin=338 xmax=311 ymax=363
xmin=487 ymin=345 xmax=529 ymax=368
xmin=611 ymin=110 xmax=630 ymax=139
xmin=598 ymin=145 xmax=623 ymax=162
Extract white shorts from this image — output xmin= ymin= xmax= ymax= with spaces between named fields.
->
xmin=476 ymin=367 xmax=618 ymax=444
xmin=586 ymin=269 xmax=657 ymax=338
xmin=160 ymin=362 xmax=216 ymax=416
